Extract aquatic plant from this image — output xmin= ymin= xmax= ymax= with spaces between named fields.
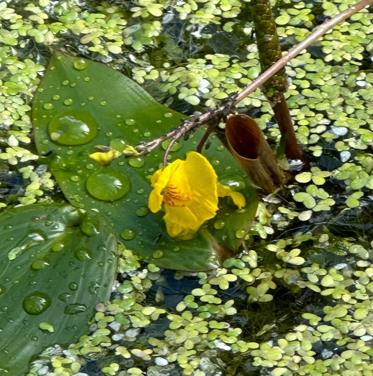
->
xmin=0 ymin=0 xmax=372 ymax=375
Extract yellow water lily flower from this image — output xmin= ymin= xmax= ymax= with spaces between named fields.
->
xmin=148 ymin=151 xmax=246 ymax=239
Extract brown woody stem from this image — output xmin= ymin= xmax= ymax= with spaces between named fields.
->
xmin=252 ymin=0 xmax=305 ymax=161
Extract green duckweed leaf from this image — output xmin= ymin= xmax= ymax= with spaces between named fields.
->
xmin=0 ymin=204 xmax=116 ymax=376
xmin=346 ymin=191 xmax=364 ymax=208
xmin=320 ymin=275 xmax=335 ymax=287
xmin=32 ymin=53 xmax=258 ymax=271
xmin=293 ymin=192 xmax=316 ymax=209
xmin=298 ymin=210 xmax=312 ymax=221
xmin=295 ymin=172 xmax=312 ymax=183
xmin=275 ymin=14 xmax=290 ymax=26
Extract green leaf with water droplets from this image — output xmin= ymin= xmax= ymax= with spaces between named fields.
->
xmin=32 ymin=53 xmax=257 ymax=271
xmin=0 ymin=204 xmax=116 ymax=376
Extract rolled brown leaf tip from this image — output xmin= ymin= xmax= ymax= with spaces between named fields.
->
xmin=225 ymin=114 xmax=285 ymax=195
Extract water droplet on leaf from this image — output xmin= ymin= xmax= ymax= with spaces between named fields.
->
xmin=64 ymin=303 xmax=87 ymax=315
xmin=51 ymin=239 xmax=65 ymax=252
xmin=74 ymin=248 xmax=92 ymax=261
xmin=28 ymin=231 xmax=46 ymax=241
xmin=214 ymin=220 xmax=225 ymax=229
xmin=23 ymin=292 xmax=51 ymax=315
xmin=89 ymin=281 xmax=100 ymax=295
xmin=152 ymin=250 xmax=163 ymax=259
xmin=58 ymin=292 xmax=72 ymax=302
xmin=86 ymin=170 xmax=130 ymax=201
xmin=48 ymin=111 xmax=98 ymax=145
xmin=73 ymin=59 xmax=88 ymax=71
xmin=110 ymin=138 xmax=126 ymax=151
xmin=125 ymin=118 xmax=135 ymax=125
xmin=43 ymin=103 xmax=54 ymax=110
xmin=128 ymin=157 xmax=144 ymax=168
xmin=68 ymin=282 xmax=78 ymax=291
xmin=121 ymin=229 xmax=136 ymax=240
xmin=31 ymin=259 xmax=50 ymax=270
xmin=135 ymin=207 xmax=148 ymax=217
xmin=235 ymin=229 xmax=246 ymax=239
xmin=80 ymin=218 xmax=99 ymax=236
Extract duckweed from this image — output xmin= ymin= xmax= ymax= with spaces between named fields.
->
xmin=1 ymin=0 xmax=372 ymax=375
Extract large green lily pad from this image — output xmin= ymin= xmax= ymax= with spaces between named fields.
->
xmin=32 ymin=53 xmax=257 ymax=270
xmin=0 ymin=204 xmax=117 ymax=376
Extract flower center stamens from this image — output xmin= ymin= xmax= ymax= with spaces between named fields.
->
xmin=163 ymin=184 xmax=192 ymax=207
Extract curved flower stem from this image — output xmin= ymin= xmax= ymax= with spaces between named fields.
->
xmin=135 ymin=0 xmax=372 ymax=165
xmin=196 ymin=124 xmax=216 ymax=153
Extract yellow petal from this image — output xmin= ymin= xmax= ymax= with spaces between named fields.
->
xmin=163 ymin=161 xmax=192 ymax=207
xmin=148 ymin=189 xmax=163 ymax=213
xmin=151 ymin=160 xmax=183 ymax=187
xmin=148 ymin=160 xmax=183 ymax=213
xmin=89 ymin=150 xmax=120 ymax=165
xmin=163 ymin=206 xmax=200 ymax=240
xmin=218 ymin=183 xmax=246 ymax=209
xmin=184 ymin=151 xmax=218 ymax=216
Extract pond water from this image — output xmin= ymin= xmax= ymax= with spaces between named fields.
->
xmin=0 ymin=1 xmax=372 ymax=375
